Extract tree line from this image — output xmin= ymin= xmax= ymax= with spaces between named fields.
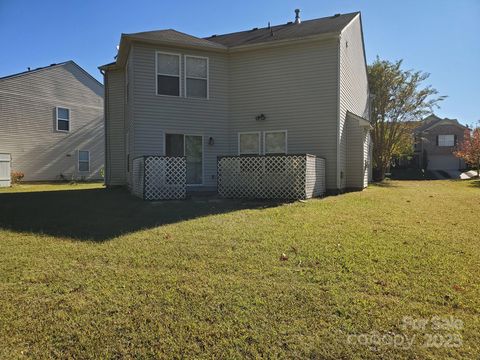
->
xmin=367 ymin=57 xmax=479 ymax=179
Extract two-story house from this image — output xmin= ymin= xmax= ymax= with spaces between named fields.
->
xmin=414 ymin=114 xmax=468 ymax=170
xmin=100 ymin=10 xmax=371 ymax=197
xmin=0 ymin=61 xmax=104 ymax=182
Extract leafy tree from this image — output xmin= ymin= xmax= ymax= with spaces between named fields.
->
xmin=368 ymin=58 xmax=446 ymax=180
xmin=454 ymin=126 xmax=480 ymax=178
xmin=391 ymin=121 xmax=418 ymax=159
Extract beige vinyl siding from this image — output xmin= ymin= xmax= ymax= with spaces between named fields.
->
xmin=345 ymin=117 xmax=364 ymax=188
xmin=104 ymin=69 xmax=126 ymax=185
xmin=125 ymin=50 xmax=135 ymax=186
xmin=229 ymin=38 xmax=339 ymax=190
xmin=338 ymin=15 xmax=369 ymax=189
xmin=0 ymin=62 xmax=104 ymax=181
xmin=130 ymin=42 xmax=229 ymax=188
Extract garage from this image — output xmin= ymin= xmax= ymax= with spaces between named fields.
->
xmin=428 ymin=155 xmax=462 ymax=170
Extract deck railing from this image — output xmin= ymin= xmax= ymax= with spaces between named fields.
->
xmin=217 ymin=154 xmax=325 ymax=199
xmin=132 ymin=156 xmax=186 ymax=200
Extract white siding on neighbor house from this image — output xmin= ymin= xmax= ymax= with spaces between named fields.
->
xmin=0 ymin=62 xmax=104 ymax=181
xmin=0 ymin=153 xmax=11 ymax=187
xmin=130 ymin=42 xmax=229 ymax=188
xmin=338 ymin=15 xmax=369 ymax=189
xmin=104 ymin=69 xmax=126 ymax=185
xmin=229 ymin=38 xmax=339 ymax=190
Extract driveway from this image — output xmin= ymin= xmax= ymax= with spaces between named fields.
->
xmin=433 ymin=170 xmax=479 ymax=179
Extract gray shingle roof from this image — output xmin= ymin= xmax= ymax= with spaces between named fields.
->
xmin=205 ymin=12 xmax=359 ymax=47
xmin=125 ymin=29 xmax=227 ymax=50
xmin=0 ymin=62 xmax=70 ymax=81
xmin=415 ymin=114 xmax=467 ymax=133
xmin=100 ymin=12 xmax=360 ymax=69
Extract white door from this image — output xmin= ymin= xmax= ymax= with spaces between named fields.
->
xmin=0 ymin=153 xmax=11 ymax=187
xmin=165 ymin=134 xmax=203 ymax=185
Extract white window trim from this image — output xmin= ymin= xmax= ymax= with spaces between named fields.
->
xmin=56 ymin=106 xmax=70 ymax=132
xmin=78 ymin=150 xmax=90 ymax=172
xmin=238 ymin=131 xmax=261 ymax=155
xmin=184 ymin=55 xmax=209 ymax=100
xmin=163 ymin=132 xmax=204 ymax=186
xmin=155 ymin=51 xmax=181 ymax=97
xmin=263 ymin=130 xmax=288 ymax=155
xmin=438 ymin=134 xmax=455 ymax=147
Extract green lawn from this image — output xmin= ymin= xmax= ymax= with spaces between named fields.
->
xmin=0 ymin=180 xmax=479 ymax=359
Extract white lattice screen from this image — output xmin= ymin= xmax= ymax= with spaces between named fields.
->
xmin=131 ymin=156 xmax=186 ymax=200
xmin=218 ymin=154 xmax=325 ymax=200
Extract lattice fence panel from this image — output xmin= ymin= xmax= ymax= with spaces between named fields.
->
xmin=132 ymin=157 xmax=145 ymax=199
xmin=143 ymin=156 xmax=186 ymax=200
xmin=218 ymin=155 xmax=310 ymax=199
xmin=305 ymin=155 xmax=326 ymax=198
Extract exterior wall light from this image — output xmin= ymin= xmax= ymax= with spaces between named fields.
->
xmin=208 ymin=137 xmax=214 ymax=145
xmin=255 ymin=114 xmax=266 ymax=121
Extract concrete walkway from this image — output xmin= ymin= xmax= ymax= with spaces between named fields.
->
xmin=431 ymin=170 xmax=479 ymax=180
xmin=460 ymin=170 xmax=479 ymax=179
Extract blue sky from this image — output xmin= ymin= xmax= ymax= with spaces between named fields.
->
xmin=1 ymin=0 xmax=479 ymax=125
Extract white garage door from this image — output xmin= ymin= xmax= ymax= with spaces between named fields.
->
xmin=428 ymin=155 xmax=461 ymax=170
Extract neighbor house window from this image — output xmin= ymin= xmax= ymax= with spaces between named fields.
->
xmin=156 ymin=52 xmax=180 ymax=96
xmin=264 ymin=130 xmax=287 ymax=154
xmin=78 ymin=150 xmax=90 ymax=172
xmin=238 ymin=132 xmax=260 ymax=155
xmin=438 ymin=135 xmax=455 ymax=147
xmin=185 ymin=56 xmax=208 ymax=99
xmin=56 ymin=107 xmax=70 ymax=132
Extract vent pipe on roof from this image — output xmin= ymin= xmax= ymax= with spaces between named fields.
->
xmin=294 ymin=9 xmax=301 ymax=24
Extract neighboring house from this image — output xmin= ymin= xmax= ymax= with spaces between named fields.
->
xmin=100 ymin=10 xmax=371 ymax=195
xmin=413 ymin=114 xmax=468 ymax=170
xmin=0 ymin=61 xmax=104 ymax=181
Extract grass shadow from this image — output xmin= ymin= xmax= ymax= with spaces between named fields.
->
xmin=0 ymin=187 xmax=282 ymax=241
xmin=468 ymin=179 xmax=480 ymax=188
xmin=388 ymin=168 xmax=437 ymax=180
xmin=371 ymin=180 xmax=399 ymax=188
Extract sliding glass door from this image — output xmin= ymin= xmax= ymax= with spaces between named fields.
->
xmin=165 ymin=133 xmax=203 ymax=185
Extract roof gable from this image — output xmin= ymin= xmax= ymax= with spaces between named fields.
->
xmin=100 ymin=11 xmax=361 ymax=70
xmin=0 ymin=61 xmax=103 ymax=88
xmin=125 ymin=29 xmax=227 ymax=50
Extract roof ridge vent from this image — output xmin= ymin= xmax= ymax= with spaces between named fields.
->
xmin=294 ymin=9 xmax=301 ymax=24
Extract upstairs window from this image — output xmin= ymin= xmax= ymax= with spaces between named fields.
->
xmin=185 ymin=56 xmax=208 ymax=99
xmin=78 ymin=150 xmax=90 ymax=172
xmin=156 ymin=52 xmax=180 ymax=96
xmin=238 ymin=132 xmax=260 ymax=155
xmin=56 ymin=107 xmax=70 ymax=132
xmin=438 ymin=135 xmax=455 ymax=147
xmin=264 ymin=130 xmax=287 ymax=154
